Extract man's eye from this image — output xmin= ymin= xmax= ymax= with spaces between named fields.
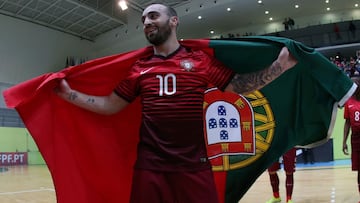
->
xmin=149 ymin=13 xmax=158 ymax=19
xmin=142 ymin=12 xmax=159 ymax=23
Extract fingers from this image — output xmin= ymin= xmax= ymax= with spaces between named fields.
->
xmin=278 ymin=47 xmax=297 ymax=71
xmin=343 ymin=145 xmax=349 ymax=155
xmin=60 ymin=79 xmax=71 ymax=91
xmin=55 ymin=79 xmax=72 ymax=100
xmin=285 ymin=47 xmax=297 ymax=68
xmin=54 ymin=79 xmax=64 ymax=92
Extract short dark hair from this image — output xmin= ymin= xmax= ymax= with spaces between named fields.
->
xmin=146 ymin=3 xmax=177 ymax=17
xmin=159 ymin=4 xmax=178 ymax=27
xmin=166 ymin=5 xmax=177 ymax=17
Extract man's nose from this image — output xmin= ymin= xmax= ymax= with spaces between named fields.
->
xmin=143 ymin=17 xmax=152 ymax=26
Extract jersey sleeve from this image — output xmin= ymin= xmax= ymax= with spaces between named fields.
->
xmin=207 ymin=56 xmax=235 ymax=90
xmin=114 ymin=65 xmax=140 ymax=103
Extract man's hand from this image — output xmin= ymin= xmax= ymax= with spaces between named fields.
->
xmin=55 ymin=79 xmax=74 ymax=101
xmin=277 ymin=47 xmax=297 ymax=72
xmin=343 ymin=143 xmax=349 ymax=155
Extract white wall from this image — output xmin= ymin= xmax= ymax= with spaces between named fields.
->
xmin=93 ymin=26 xmax=148 ymax=57
xmin=93 ymin=7 xmax=148 ymax=57
xmin=0 ymin=14 xmax=95 ymax=84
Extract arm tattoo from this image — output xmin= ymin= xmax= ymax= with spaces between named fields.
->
xmin=230 ymin=61 xmax=283 ymax=94
xmin=86 ymin=98 xmax=95 ymax=103
xmin=68 ymin=91 xmax=78 ymax=101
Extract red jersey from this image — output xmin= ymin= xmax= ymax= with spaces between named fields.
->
xmin=115 ymin=46 xmax=235 ymax=171
xmin=344 ymin=97 xmax=360 ymax=149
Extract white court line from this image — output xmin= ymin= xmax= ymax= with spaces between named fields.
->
xmin=0 ymin=188 xmax=55 ymax=195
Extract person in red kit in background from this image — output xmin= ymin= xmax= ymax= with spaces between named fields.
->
xmin=266 ymin=148 xmax=297 ymax=203
xmin=343 ymin=77 xmax=360 ymax=203
xmin=56 ymin=3 xmax=297 ymax=203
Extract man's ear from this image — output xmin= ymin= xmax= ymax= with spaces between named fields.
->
xmin=170 ymin=16 xmax=179 ymax=27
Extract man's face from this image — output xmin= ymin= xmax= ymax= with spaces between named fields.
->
xmin=142 ymin=4 xmax=173 ymax=46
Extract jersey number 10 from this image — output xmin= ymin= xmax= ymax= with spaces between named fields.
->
xmin=156 ymin=74 xmax=177 ymax=96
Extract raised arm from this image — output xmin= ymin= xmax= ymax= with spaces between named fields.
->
xmin=225 ymin=47 xmax=297 ymax=94
xmin=56 ymin=79 xmax=129 ymax=115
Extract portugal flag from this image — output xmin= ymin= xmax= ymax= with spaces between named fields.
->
xmin=3 ymin=37 xmax=355 ymax=203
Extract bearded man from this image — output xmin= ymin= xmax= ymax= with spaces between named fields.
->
xmin=56 ymin=3 xmax=296 ymax=203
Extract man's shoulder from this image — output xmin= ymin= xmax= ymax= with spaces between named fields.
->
xmin=346 ymin=97 xmax=360 ymax=107
xmin=136 ymin=54 xmax=154 ymax=63
xmin=180 ymin=46 xmax=214 ymax=60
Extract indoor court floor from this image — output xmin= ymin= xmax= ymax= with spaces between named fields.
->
xmin=0 ymin=161 xmax=358 ymax=203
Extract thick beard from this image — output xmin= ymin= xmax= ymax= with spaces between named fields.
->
xmin=146 ymin=19 xmax=172 ymax=46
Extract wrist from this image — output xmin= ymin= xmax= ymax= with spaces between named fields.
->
xmin=68 ymin=90 xmax=78 ymax=101
xmin=274 ymin=59 xmax=285 ymax=73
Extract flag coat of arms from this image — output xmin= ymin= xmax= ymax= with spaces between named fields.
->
xmin=2 ymin=36 xmax=356 ymax=203
xmin=203 ymin=88 xmax=256 ymax=160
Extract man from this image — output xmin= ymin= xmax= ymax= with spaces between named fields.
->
xmin=343 ymin=77 xmax=360 ymax=203
xmin=266 ymin=148 xmax=297 ymax=203
xmin=56 ymin=3 xmax=297 ymax=203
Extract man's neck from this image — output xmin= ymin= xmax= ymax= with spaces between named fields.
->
xmin=153 ymin=38 xmax=180 ymax=57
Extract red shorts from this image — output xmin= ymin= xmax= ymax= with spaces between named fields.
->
xmin=130 ymin=168 xmax=219 ymax=203
xmin=268 ymin=148 xmax=296 ymax=173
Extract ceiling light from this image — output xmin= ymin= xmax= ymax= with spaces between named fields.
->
xmin=295 ymin=4 xmax=299 ymax=8
xmin=326 ymin=7 xmax=330 ymax=11
xmin=269 ymin=17 xmax=273 ymax=21
xmin=118 ymin=0 xmax=128 ymax=10
xmin=210 ymin=30 xmax=214 ymax=34
xmin=325 ymin=0 xmax=329 ymax=3
xmin=265 ymin=10 xmax=269 ymax=14
xmin=356 ymin=4 xmax=359 ymax=7
xmin=198 ymin=16 xmax=202 ymax=20
xmin=227 ymin=8 xmax=231 ymax=12
xmin=258 ymin=0 xmax=262 ymax=4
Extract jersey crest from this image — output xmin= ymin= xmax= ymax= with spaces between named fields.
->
xmin=203 ymin=88 xmax=275 ymax=171
xmin=180 ymin=60 xmax=194 ymax=72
